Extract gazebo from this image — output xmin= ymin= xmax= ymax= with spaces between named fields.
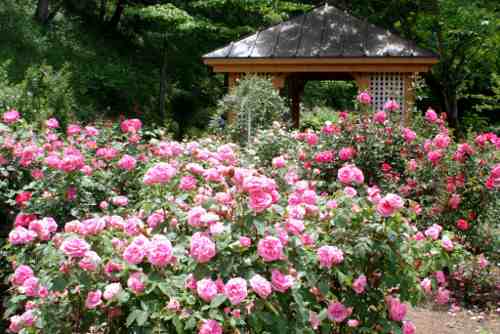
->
xmin=202 ymin=3 xmax=438 ymax=127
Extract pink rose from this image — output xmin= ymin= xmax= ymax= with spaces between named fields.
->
xmin=117 ymin=154 xmax=137 ymax=171
xmin=22 ymin=277 xmax=40 ymax=297
xmin=123 ymin=243 xmax=145 ymax=265
xmin=248 ymin=191 xmax=273 ymax=213
xmin=420 ymin=278 xmax=432 ymax=294
xmin=383 ymin=99 xmax=400 ymax=111
xmin=424 ymin=224 xmax=442 ymax=240
xmin=327 ymin=302 xmax=352 ymax=322
xmin=347 ymin=319 xmax=359 ymax=327
xmin=60 ymin=237 xmax=91 ymax=257
xmin=85 ymin=290 xmax=103 ymax=309
xmin=402 ymin=321 xmax=416 ymax=334
xmin=8 ymin=315 xmax=23 ymax=333
xmin=441 ymin=236 xmax=454 ymax=252
xmin=8 ymin=227 xmax=36 ymax=245
xmin=190 ymin=233 xmax=216 ymax=263
xmin=272 ymin=156 xmax=287 ymax=168
xmin=103 ymin=282 xmax=122 ymax=301
xmin=3 ymin=109 xmax=20 ymax=124
xmin=78 ymin=251 xmax=101 ymax=271
xmin=257 ymin=236 xmax=284 ymax=262
xmin=180 ymin=175 xmax=197 ymax=190
xmin=427 ymin=150 xmax=443 ymax=165
xmin=376 ymin=193 xmax=404 ymax=217
xmin=317 ymin=245 xmax=344 ymax=268
xmin=337 ymin=165 xmax=364 ymax=185
xmin=188 ymin=206 xmax=207 ymax=227
xmin=224 ymin=278 xmax=248 ymax=305
xmin=146 ymin=235 xmax=173 ymax=267
xmin=448 ymin=194 xmax=461 ymax=209
xmin=239 ymin=236 xmax=251 ymax=248
xmin=271 ymin=269 xmax=294 ymax=293
xmin=46 ymin=118 xmax=59 ymax=128
xmin=127 ymin=272 xmax=146 ymax=295
xmin=338 ymin=147 xmax=355 ymax=161
xmin=121 ymin=119 xmax=142 ymax=133
xmin=12 ymin=265 xmax=34 ymax=286
xmin=373 ymin=111 xmax=387 ymax=124
xmin=357 ymin=91 xmax=372 ymax=105
xmin=249 ymin=274 xmax=272 ymax=299
xmin=352 ymin=275 xmax=367 ymax=294
xmin=387 ymin=297 xmax=407 ymax=321
xmin=143 ymin=163 xmax=176 ymax=185
xmin=199 ymin=320 xmax=222 ymax=334
xmin=402 ymin=128 xmax=416 ymax=143
xmin=435 ymin=287 xmax=450 ymax=305
xmin=433 ymin=133 xmax=451 ymax=148
xmin=197 ymin=278 xmax=218 ymax=302
xmin=425 ymin=108 xmax=438 ymax=123
xmin=309 ymin=311 xmax=320 ymax=329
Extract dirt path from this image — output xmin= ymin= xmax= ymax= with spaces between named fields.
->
xmin=408 ymin=306 xmax=500 ymax=334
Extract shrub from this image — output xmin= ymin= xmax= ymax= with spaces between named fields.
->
xmin=249 ymin=98 xmax=499 ymax=261
xmin=209 ymin=76 xmax=287 ymax=145
xmin=1 ymin=111 xmax=461 ymax=333
xmin=0 ymin=62 xmax=77 ymax=128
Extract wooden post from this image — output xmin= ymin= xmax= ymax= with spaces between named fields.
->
xmin=404 ymin=74 xmax=416 ymax=125
xmin=289 ymin=76 xmax=305 ymax=129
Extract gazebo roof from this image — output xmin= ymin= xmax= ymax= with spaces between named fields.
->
xmin=203 ymin=4 xmax=437 ymax=60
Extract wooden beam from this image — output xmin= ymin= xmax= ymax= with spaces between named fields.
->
xmin=210 ymin=64 xmax=433 ymax=73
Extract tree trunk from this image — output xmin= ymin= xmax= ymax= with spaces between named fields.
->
xmin=443 ymin=88 xmax=461 ymax=136
xmin=100 ymin=0 xmax=107 ymax=22
xmin=159 ymin=35 xmax=168 ymax=121
xmin=35 ymin=0 xmax=50 ymax=23
xmin=108 ymin=0 xmax=126 ymax=29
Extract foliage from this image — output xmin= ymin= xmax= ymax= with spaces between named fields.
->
xmin=0 ymin=62 xmax=77 ymax=127
xmin=210 ymin=76 xmax=288 ymax=145
xmin=300 ymin=107 xmax=339 ymax=132
xmin=0 ymin=106 xmax=469 ymax=333
xmin=302 ymin=81 xmax=357 ymax=111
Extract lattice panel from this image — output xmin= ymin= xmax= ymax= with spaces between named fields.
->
xmin=369 ymin=73 xmax=405 ymax=112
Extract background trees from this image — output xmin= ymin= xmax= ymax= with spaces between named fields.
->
xmin=0 ymin=0 xmax=499 ymax=135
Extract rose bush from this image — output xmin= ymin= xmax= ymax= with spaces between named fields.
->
xmin=1 ymin=110 xmax=467 ymax=333
xmin=247 ymin=99 xmax=499 ymax=261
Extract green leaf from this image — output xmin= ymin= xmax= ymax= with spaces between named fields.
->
xmin=210 ymin=294 xmax=227 ymax=308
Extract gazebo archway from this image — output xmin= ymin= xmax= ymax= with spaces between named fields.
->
xmin=203 ymin=3 xmax=438 ymax=127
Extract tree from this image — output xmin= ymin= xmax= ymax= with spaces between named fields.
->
xmin=35 ymin=0 xmax=49 ymax=23
xmin=412 ymin=0 xmax=498 ymax=131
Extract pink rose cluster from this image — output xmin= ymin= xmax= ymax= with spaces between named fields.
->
xmin=9 ymin=217 xmax=57 ymax=245
xmin=241 ymin=175 xmax=280 ymax=213
xmin=376 ymin=193 xmax=404 ymax=217
xmin=143 ymin=162 xmax=177 ymax=185
xmin=337 ymin=164 xmax=364 ymax=185
xmin=11 ymin=265 xmax=48 ymax=299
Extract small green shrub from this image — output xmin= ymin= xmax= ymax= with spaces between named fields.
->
xmin=0 ymin=62 xmax=77 ymax=127
xmin=210 ymin=75 xmax=287 ymax=144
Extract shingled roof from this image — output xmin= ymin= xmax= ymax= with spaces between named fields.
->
xmin=203 ymin=4 xmax=437 ymax=59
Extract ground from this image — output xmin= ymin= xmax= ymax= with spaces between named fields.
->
xmin=409 ymin=306 xmax=500 ymax=334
